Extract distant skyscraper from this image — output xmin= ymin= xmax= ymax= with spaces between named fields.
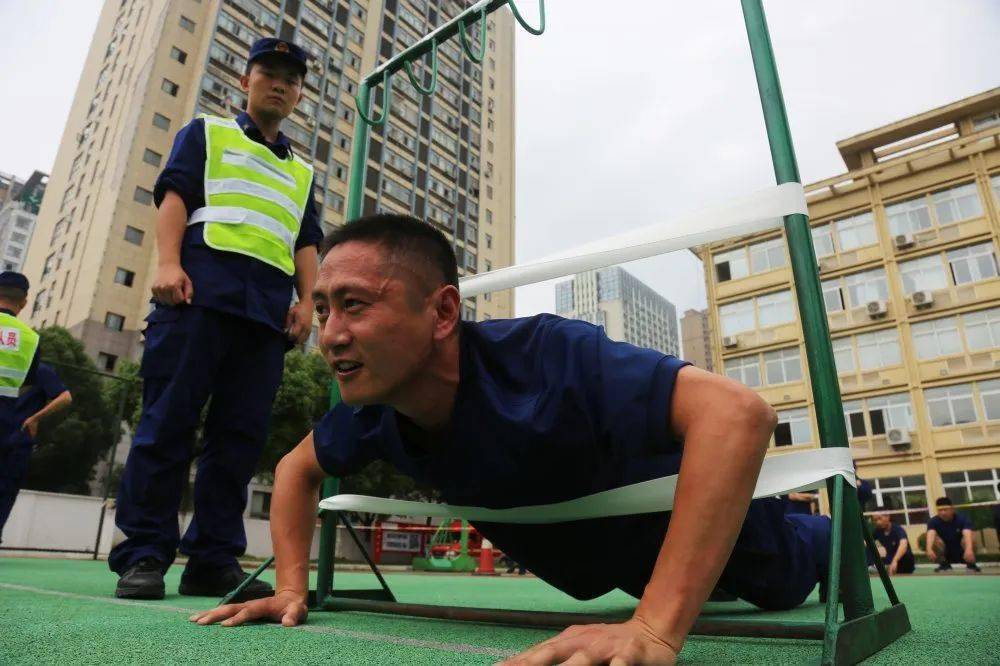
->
xmin=681 ymin=308 xmax=713 ymax=371
xmin=0 ymin=170 xmax=47 ymax=272
xmin=555 ymin=266 xmax=679 ymax=356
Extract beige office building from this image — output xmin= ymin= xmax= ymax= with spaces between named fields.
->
xmin=698 ymin=89 xmax=1000 ymax=535
xmin=680 ymin=308 xmax=713 ymax=372
xmin=23 ymin=0 xmax=516 ymax=370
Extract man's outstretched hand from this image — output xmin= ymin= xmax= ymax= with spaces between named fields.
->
xmin=189 ymin=590 xmax=308 ymax=628
xmin=497 ymin=618 xmax=679 ymax=665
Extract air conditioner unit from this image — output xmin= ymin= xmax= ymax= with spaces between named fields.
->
xmin=886 ymin=428 xmax=912 ymax=450
xmin=253 ymin=16 xmax=265 ymax=27
xmin=866 ymin=300 xmax=888 ymax=318
xmin=310 ymin=59 xmax=323 ymax=72
xmin=912 ymin=290 xmax=934 ymax=309
xmin=306 ymin=117 xmax=316 ymax=128
xmin=893 ymin=233 xmax=915 ymax=250
xmin=722 ymin=335 xmax=739 ymax=348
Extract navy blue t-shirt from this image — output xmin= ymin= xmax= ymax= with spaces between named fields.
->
xmin=0 ymin=363 xmax=66 ymax=448
xmin=874 ymin=523 xmax=914 ymax=567
xmin=153 ymin=112 xmax=324 ymax=333
xmin=314 ymin=314 xmax=699 ymax=598
xmin=927 ymin=513 xmax=972 ymax=550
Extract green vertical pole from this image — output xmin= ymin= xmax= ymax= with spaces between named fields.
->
xmin=740 ymin=0 xmax=874 ymax=619
xmin=316 ymin=81 xmax=375 ymax=608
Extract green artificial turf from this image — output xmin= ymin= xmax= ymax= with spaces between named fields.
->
xmin=0 ymin=557 xmax=997 ymax=664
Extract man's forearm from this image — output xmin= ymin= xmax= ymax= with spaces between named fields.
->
xmin=156 ymin=191 xmax=189 ymax=267
xmin=293 ymin=246 xmax=318 ymax=301
xmin=270 ymin=455 xmax=324 ymax=598
xmin=633 ymin=394 xmax=773 ymax=651
xmin=28 ymin=391 xmax=71 ymax=423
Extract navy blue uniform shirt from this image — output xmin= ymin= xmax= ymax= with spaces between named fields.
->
xmin=874 ymin=522 xmax=913 ymax=566
xmin=153 ymin=112 xmax=323 ymax=333
xmin=927 ymin=512 xmax=972 ymax=550
xmin=0 ymin=362 xmax=63 ymax=449
xmin=314 ymin=314 xmax=699 ymax=599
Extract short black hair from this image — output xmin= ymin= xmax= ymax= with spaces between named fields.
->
xmin=321 ymin=213 xmax=459 ymax=293
xmin=935 ymin=497 xmax=953 ymax=507
xmin=0 ymin=286 xmax=27 ymax=302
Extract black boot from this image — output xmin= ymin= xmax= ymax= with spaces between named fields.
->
xmin=116 ymin=557 xmax=166 ymax=600
xmin=179 ymin=564 xmax=273 ymax=601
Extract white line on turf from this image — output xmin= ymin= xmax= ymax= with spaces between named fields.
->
xmin=0 ymin=582 xmax=518 ymax=658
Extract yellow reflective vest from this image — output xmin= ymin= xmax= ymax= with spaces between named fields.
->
xmin=0 ymin=312 xmax=39 ymax=399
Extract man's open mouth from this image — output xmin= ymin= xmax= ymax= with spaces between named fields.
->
xmin=335 ymin=361 xmax=363 ymax=378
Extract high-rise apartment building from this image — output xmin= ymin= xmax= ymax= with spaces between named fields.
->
xmin=680 ymin=308 xmax=713 ymax=371
xmin=555 ymin=266 xmax=679 ymax=356
xmin=698 ymin=88 xmax=1000 ymax=537
xmin=0 ymin=171 xmax=48 ymax=272
xmin=0 ymin=172 xmax=25 ymax=207
xmin=23 ymin=0 xmax=516 ymax=370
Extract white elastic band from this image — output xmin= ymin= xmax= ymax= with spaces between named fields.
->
xmin=0 ymin=367 xmax=26 ymax=379
xmin=187 ymin=206 xmax=296 ymax=249
xmin=319 ymin=447 xmax=855 ymax=524
xmin=458 ymin=182 xmax=807 ymax=298
xmin=0 ymin=386 xmax=19 ymax=397
xmin=220 ymin=149 xmax=298 ymax=188
xmin=205 ymin=178 xmax=304 ymax=221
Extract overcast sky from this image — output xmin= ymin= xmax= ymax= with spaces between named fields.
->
xmin=2 ymin=1 xmax=998 ymax=322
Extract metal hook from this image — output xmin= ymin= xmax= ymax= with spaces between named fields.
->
xmin=354 ymin=68 xmax=393 ymax=127
xmin=459 ymin=8 xmax=488 ymax=63
xmin=507 ymin=0 xmax=545 ymax=36
xmin=403 ymin=39 xmax=439 ymax=96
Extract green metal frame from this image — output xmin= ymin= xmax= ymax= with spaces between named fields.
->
xmin=230 ymin=1 xmax=910 ymax=662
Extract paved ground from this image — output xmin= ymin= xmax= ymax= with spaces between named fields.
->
xmin=0 ymin=556 xmax=997 ymax=664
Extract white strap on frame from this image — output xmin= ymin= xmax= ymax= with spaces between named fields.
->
xmin=318 ymin=447 xmax=855 ymax=524
xmin=458 ymin=182 xmax=807 ymax=298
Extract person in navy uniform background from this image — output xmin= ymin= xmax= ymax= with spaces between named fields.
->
xmin=925 ymin=497 xmax=981 ymax=573
xmin=871 ymin=512 xmax=914 ymax=575
xmin=189 ymin=215 xmax=833 ymax=665
xmin=109 ymin=38 xmax=323 ymax=600
xmin=0 ymin=361 xmax=72 ymax=542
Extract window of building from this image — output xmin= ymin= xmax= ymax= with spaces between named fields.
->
xmin=973 ymin=112 xmax=1000 ymax=131
xmin=821 ymin=268 xmax=890 ymax=312
xmin=714 ymin=247 xmax=749 ymax=282
xmin=169 ymin=46 xmax=187 ymax=64
xmin=925 ymin=383 xmax=977 ymax=427
xmin=133 ymin=186 xmax=154 ymax=205
xmin=97 ymin=352 xmax=118 ymax=372
xmin=886 ymin=182 xmax=983 ymax=236
xmin=485 ymin=210 xmax=493 ymax=224
xmin=152 ymin=112 xmax=170 ymax=130
xmin=932 ymin=182 xmax=983 ymax=225
xmin=749 ymin=238 xmax=787 ymax=274
xmin=325 ymin=190 xmax=344 ymax=213
xmin=869 ymin=475 xmax=928 ymax=525
xmin=32 ymin=289 xmax=46 ymax=316
xmin=867 ymin=393 xmax=915 ymax=435
xmin=833 ymin=337 xmax=854 ymax=374
xmin=724 ymin=354 xmax=761 ymax=388
xmin=912 ymin=316 xmax=962 ymax=359
xmin=161 ymin=78 xmax=179 ymax=96
xmin=384 ymin=147 xmax=416 ymax=178
xmin=763 ymin=346 xmax=802 ymax=384
xmin=899 ymin=254 xmax=948 ymax=295
xmin=124 ymin=225 xmax=145 ymax=245
xmin=105 ymin=312 xmax=125 ymax=332
xmin=856 ymin=329 xmax=902 ymax=370
xmin=715 ymin=237 xmax=787 ymax=282
xmin=381 ymin=178 xmax=413 ymax=205
xmin=963 ymin=307 xmax=1000 ymax=350
xmin=719 ymin=298 xmax=754 ymax=336
xmin=333 ymin=161 xmax=348 ymax=182
xmin=774 ymin=407 xmax=811 ymax=447
xmin=941 ymin=468 xmax=1000 ymax=504
xmin=757 ymin=290 xmax=795 ymax=328
xmin=114 ymin=267 xmax=135 ymax=287
xmin=947 ymin=242 xmax=998 ymax=285
xmin=485 ymin=234 xmax=492 ymax=249
xmin=834 ymin=211 xmax=878 ymax=252
xmin=142 ymin=148 xmax=162 ymax=167
xmin=179 ymin=15 xmax=195 ymax=32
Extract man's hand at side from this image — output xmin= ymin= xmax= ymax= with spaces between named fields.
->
xmin=498 ymin=619 xmax=678 ymax=665
xmin=189 ymin=590 xmax=307 ymax=628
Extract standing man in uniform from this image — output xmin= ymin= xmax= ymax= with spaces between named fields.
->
xmin=0 ymin=272 xmax=72 ymax=541
xmin=110 ymin=38 xmax=323 ymax=600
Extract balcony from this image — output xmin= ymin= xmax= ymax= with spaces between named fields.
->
xmin=917 ymin=349 xmax=1000 ymax=383
xmin=850 ymin=431 xmax=921 ymax=459
xmin=892 ymin=216 xmax=992 ymax=256
xmin=816 ymin=243 xmax=884 ymax=274
xmin=716 ymin=266 xmax=790 ymax=300
xmin=839 ymin=364 xmax=909 ymax=394
xmin=904 ymin=278 xmax=1000 ymax=317
xmin=828 ymin=300 xmax=897 ymax=332
xmin=933 ymin=422 xmax=1000 ymax=451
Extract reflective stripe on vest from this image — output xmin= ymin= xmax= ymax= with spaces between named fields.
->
xmin=0 ymin=313 xmax=39 ymax=398
xmin=189 ymin=115 xmax=313 ymax=275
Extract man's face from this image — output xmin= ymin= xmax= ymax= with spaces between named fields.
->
xmin=937 ymin=505 xmax=955 ymax=521
xmin=874 ymin=514 xmax=889 ymax=531
xmin=313 ymin=241 xmax=440 ymax=406
xmin=241 ymin=58 xmax=303 ymax=120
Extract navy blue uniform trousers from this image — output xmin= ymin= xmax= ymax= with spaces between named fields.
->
xmin=109 ymin=306 xmax=285 ymax=574
xmin=0 ymin=433 xmax=32 ymax=542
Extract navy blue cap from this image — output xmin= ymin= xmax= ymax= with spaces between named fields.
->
xmin=248 ymin=38 xmax=309 ymax=76
xmin=0 ymin=271 xmax=29 ymax=293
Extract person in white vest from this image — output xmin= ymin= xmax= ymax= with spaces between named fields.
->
xmin=109 ymin=38 xmax=323 ymax=601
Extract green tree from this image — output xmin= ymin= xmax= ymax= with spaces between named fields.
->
xmin=23 ymin=327 xmax=117 ymax=494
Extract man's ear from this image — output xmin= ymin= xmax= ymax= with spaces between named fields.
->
xmin=239 ymin=72 xmax=251 ymax=93
xmin=432 ymin=284 xmax=461 ymax=341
